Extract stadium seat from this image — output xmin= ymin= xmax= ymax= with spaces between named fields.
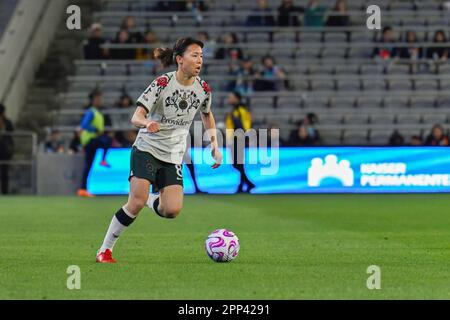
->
xmin=396 ymin=114 xmax=422 ymax=125
xmin=342 ymin=130 xmax=368 ymax=145
xmin=409 ymin=97 xmax=436 ymax=109
xmin=356 ymin=97 xmax=382 ymax=109
xmin=330 ymin=97 xmax=356 ymax=109
xmin=370 ymin=114 xmax=395 ymax=125
xmin=344 ymin=114 xmax=369 ymax=125
xmin=383 ymin=97 xmax=410 ymax=109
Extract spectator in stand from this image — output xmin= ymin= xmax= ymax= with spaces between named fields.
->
xmin=0 ymin=103 xmax=14 ymax=195
xmin=120 ymin=16 xmax=143 ymax=43
xmin=277 ymin=0 xmax=304 ymax=26
xmin=287 ymin=121 xmax=319 ymax=146
xmin=246 ymin=0 xmax=276 ymax=27
xmin=303 ymin=0 xmax=327 ymax=27
xmin=426 ymin=30 xmax=449 ymax=62
xmin=68 ymin=131 xmax=81 ymax=154
xmin=398 ymin=31 xmax=423 ymax=59
xmin=254 ymin=55 xmax=287 ymax=91
xmin=326 ymin=0 xmax=350 ymax=27
xmin=136 ymin=30 xmax=162 ymax=60
xmin=424 ymin=124 xmax=449 ymax=146
xmin=196 ymin=31 xmax=216 ymax=60
xmin=388 ymin=130 xmax=405 ymax=146
xmin=44 ymin=129 xmax=65 ymax=153
xmin=214 ymin=33 xmax=244 ymax=60
xmin=409 ymin=135 xmax=423 ymax=146
xmin=186 ymin=0 xmax=210 ymax=12
xmin=110 ymin=29 xmax=136 ymax=60
xmin=372 ymin=26 xmax=397 ymax=60
xmin=228 ymin=57 xmax=255 ymax=96
xmin=110 ymin=94 xmax=135 ymax=147
xmin=83 ymin=23 xmax=108 ymax=60
xmin=154 ymin=1 xmax=209 ymax=11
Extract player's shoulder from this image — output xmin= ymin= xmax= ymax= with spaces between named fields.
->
xmin=153 ymin=71 xmax=175 ymax=88
xmin=195 ymin=76 xmax=212 ymax=95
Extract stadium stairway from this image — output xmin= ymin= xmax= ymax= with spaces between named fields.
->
xmin=17 ymin=0 xmax=101 ymax=140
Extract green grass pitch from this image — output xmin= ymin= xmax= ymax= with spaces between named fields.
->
xmin=0 ymin=194 xmax=449 ymax=299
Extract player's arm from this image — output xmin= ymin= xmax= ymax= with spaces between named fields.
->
xmin=133 ymin=78 xmax=165 ymax=133
xmin=201 ymin=110 xmax=222 ymax=169
xmin=131 ymin=104 xmax=160 ymax=133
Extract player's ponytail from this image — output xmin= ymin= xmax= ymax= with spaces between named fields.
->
xmin=154 ymin=47 xmax=174 ymax=68
xmin=154 ymin=37 xmax=204 ymax=68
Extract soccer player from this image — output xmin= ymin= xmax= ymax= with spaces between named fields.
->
xmin=96 ymin=37 xmax=222 ymax=263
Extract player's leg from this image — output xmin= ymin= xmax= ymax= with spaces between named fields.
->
xmin=96 ymin=176 xmax=150 ymax=263
xmin=151 ymin=185 xmax=183 ymax=218
xmin=147 ymin=163 xmax=184 ymax=218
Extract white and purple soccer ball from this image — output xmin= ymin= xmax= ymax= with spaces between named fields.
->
xmin=205 ymin=229 xmax=240 ymax=262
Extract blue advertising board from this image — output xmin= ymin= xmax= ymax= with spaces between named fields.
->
xmin=88 ymin=147 xmax=450 ymax=194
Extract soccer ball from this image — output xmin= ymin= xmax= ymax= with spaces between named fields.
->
xmin=205 ymin=229 xmax=240 ymax=262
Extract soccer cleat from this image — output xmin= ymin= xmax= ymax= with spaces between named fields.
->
xmin=96 ymin=249 xmax=116 ymax=263
xmin=77 ymin=189 xmax=95 ymax=198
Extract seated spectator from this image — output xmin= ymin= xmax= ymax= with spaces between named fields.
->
xmin=388 ymin=130 xmax=405 ymax=146
xmin=287 ymin=121 xmax=320 ymax=146
xmin=120 ymin=16 xmax=143 ymax=43
xmin=196 ymin=31 xmax=216 ymax=60
xmin=68 ymin=131 xmax=81 ymax=154
xmin=109 ymin=29 xmax=136 ymax=60
xmin=304 ymin=0 xmax=327 ymax=27
xmin=44 ymin=129 xmax=65 ymax=153
xmin=185 ymin=0 xmax=210 ymax=12
xmin=228 ymin=57 xmax=255 ymax=96
xmin=326 ymin=0 xmax=350 ymax=27
xmin=111 ymin=94 xmax=134 ymax=128
xmin=426 ymin=30 xmax=449 ymax=61
xmin=246 ymin=0 xmax=276 ymax=27
xmin=136 ymin=30 xmax=162 ymax=60
xmin=397 ymin=31 xmax=423 ymax=59
xmin=424 ymin=124 xmax=449 ymax=146
xmin=277 ymin=0 xmax=304 ymax=26
xmin=301 ymin=113 xmax=320 ymax=141
xmin=214 ymin=33 xmax=244 ymax=60
xmin=254 ymin=55 xmax=287 ymax=91
xmin=409 ymin=135 xmax=423 ymax=146
xmin=83 ymin=23 xmax=108 ymax=60
xmin=154 ymin=0 xmax=209 ymax=11
xmin=373 ymin=26 xmax=397 ymax=60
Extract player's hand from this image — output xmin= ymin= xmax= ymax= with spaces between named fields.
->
xmin=211 ymin=146 xmax=222 ymax=169
xmin=146 ymin=121 xmax=160 ymax=133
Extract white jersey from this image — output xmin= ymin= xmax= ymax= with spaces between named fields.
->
xmin=134 ymin=71 xmax=212 ymax=164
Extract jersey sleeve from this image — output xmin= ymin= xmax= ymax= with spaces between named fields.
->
xmin=201 ymin=92 xmax=212 ymax=114
xmin=136 ymin=75 xmax=169 ymax=113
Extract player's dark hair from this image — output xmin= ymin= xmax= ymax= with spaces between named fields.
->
xmin=0 ymin=103 xmax=5 ymax=114
xmin=154 ymin=37 xmax=204 ymax=68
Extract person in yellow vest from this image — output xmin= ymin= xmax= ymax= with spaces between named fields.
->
xmin=225 ymin=91 xmax=256 ymax=193
xmin=77 ymin=90 xmax=112 ymax=197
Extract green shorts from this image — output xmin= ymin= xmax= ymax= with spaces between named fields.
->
xmin=129 ymin=146 xmax=183 ymax=193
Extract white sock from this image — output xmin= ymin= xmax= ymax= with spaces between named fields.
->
xmin=146 ymin=193 xmax=162 ymax=216
xmin=99 ymin=206 xmax=135 ymax=253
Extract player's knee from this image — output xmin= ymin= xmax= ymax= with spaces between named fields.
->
xmin=127 ymin=197 xmax=147 ymax=213
xmin=164 ymin=205 xmax=182 ymax=219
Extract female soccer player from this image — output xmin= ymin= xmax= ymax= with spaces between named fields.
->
xmin=96 ymin=37 xmax=222 ymax=263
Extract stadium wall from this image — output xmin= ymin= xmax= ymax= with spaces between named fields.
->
xmin=0 ymin=0 xmax=68 ymax=122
